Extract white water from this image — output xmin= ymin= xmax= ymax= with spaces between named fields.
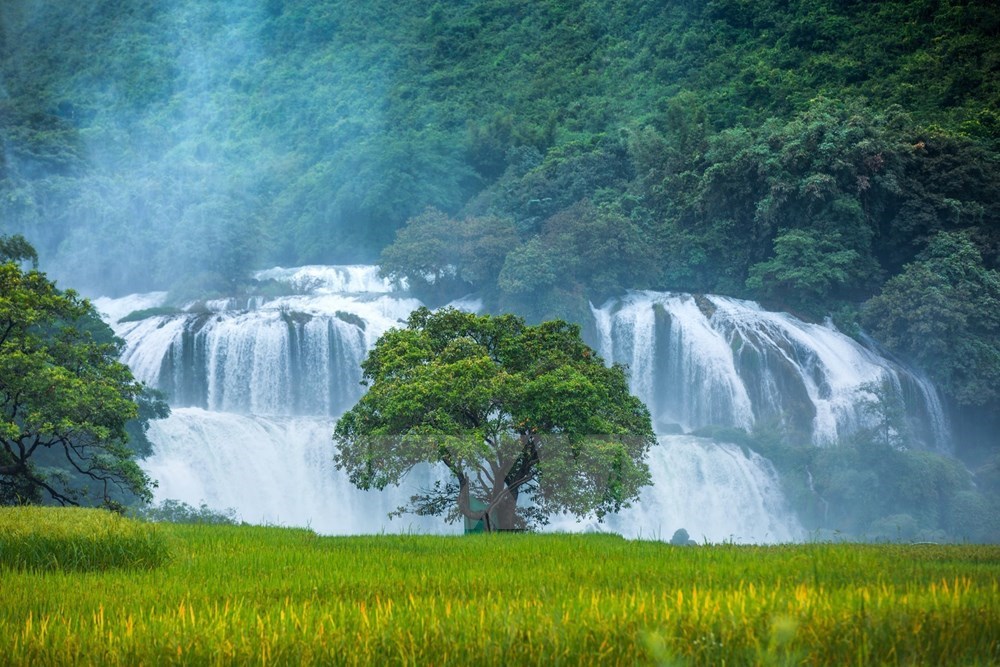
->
xmin=96 ymin=268 xmax=951 ymax=542
xmin=550 ymin=435 xmax=802 ymax=543
xmin=144 ymin=408 xmax=456 ymax=533
xmin=253 ymin=264 xmax=400 ymax=294
xmin=593 ymin=291 xmax=950 ymax=450
xmin=101 ymin=284 xmax=422 ymax=416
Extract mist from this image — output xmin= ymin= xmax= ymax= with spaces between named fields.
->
xmin=0 ymin=0 xmax=471 ymax=297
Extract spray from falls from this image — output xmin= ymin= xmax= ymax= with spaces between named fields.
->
xmin=96 ymin=267 xmax=441 ymax=532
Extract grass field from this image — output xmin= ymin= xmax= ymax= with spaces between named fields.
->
xmin=2 ymin=509 xmax=998 ymax=665
xmin=0 ymin=506 xmax=169 ymax=572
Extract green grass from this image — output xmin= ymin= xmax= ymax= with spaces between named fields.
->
xmin=0 ymin=506 xmax=169 ymax=572
xmin=1 ymin=516 xmax=998 ymax=665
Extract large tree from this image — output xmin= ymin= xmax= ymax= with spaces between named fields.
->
xmin=333 ymin=307 xmax=656 ymax=531
xmin=0 ymin=237 xmax=155 ymax=507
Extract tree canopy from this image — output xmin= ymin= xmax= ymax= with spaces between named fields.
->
xmin=862 ymin=232 xmax=1000 ymax=407
xmin=333 ymin=307 xmax=656 ymax=530
xmin=0 ymin=237 xmax=155 ymax=507
xmin=378 ymin=208 xmax=517 ymax=305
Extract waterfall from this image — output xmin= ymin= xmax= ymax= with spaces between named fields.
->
xmin=95 ymin=270 xmax=951 ymax=542
xmin=143 ymin=408 xmax=454 ymax=533
xmin=252 ymin=265 xmax=401 ymax=295
xmin=101 ymin=286 xmax=422 ymax=417
xmin=592 ymin=291 xmax=951 ymax=451
xmin=549 ymin=435 xmax=802 ymax=543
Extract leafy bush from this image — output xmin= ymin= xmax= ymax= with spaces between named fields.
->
xmin=862 ymin=231 xmax=1000 ymax=406
xmin=133 ymin=499 xmax=239 ymax=526
xmin=747 ymin=431 xmax=979 ymax=542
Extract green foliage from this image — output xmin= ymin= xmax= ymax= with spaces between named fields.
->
xmin=473 ymin=134 xmax=634 ymax=228
xmin=116 ymin=306 xmax=183 ymax=323
xmin=747 ymin=229 xmax=865 ymax=317
xmin=133 ymin=498 xmax=239 ymax=525
xmin=855 ymin=377 xmax=909 ymax=450
xmin=333 ymin=306 xmax=656 ymax=530
xmin=123 ymin=387 xmax=170 ymax=460
xmin=862 ymin=231 xmax=1000 ymax=406
xmin=378 ymin=207 xmax=517 ymax=304
xmin=2 ymin=0 xmax=997 ymax=299
xmin=0 ymin=234 xmax=38 ymax=268
xmin=0 ymin=240 xmax=155 ymax=507
xmin=3 ymin=0 xmax=999 ymax=482
xmin=0 ymin=506 xmax=169 ymax=571
xmin=747 ymin=425 xmax=979 ymax=542
xmin=877 ymin=134 xmax=1000 ymax=275
xmin=637 ymin=99 xmax=899 ymax=306
xmin=498 ymin=199 xmax=658 ymax=317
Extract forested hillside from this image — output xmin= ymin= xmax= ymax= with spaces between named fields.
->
xmin=2 ymin=1 xmax=999 ymax=441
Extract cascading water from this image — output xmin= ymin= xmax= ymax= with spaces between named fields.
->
xmin=95 ymin=269 xmax=950 ymax=543
xmin=142 ymin=408 xmax=448 ymax=534
xmin=96 ymin=266 xmax=457 ymax=534
xmin=548 ymin=435 xmax=800 ymax=543
xmin=592 ymin=291 xmax=950 ymax=450
xmin=106 ymin=266 xmax=421 ymax=417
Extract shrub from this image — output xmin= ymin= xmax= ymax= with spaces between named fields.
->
xmin=133 ymin=499 xmax=239 ymax=525
xmin=117 ymin=306 xmax=183 ymax=323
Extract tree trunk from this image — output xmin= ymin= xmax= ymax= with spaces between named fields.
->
xmin=490 ymin=487 xmax=519 ymax=530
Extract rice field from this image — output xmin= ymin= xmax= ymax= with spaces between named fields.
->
xmin=1 ymin=509 xmax=998 ymax=665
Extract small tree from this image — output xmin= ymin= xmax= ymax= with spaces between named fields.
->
xmin=333 ymin=307 xmax=656 ymax=530
xmin=746 ymin=229 xmax=868 ymax=317
xmin=857 ymin=377 xmax=908 ymax=449
xmin=0 ymin=238 xmax=155 ymax=508
xmin=379 ymin=208 xmax=518 ymax=304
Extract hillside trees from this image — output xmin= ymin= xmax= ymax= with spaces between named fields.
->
xmin=875 ymin=134 xmax=1000 ymax=275
xmin=862 ymin=232 xmax=1000 ymax=407
xmin=333 ymin=307 xmax=656 ymax=530
xmin=745 ymin=230 xmax=867 ymax=319
xmin=378 ymin=208 xmax=518 ymax=304
xmin=0 ymin=236 xmax=157 ymax=507
xmin=372 ymin=94 xmax=1000 ymax=331
xmin=626 ymin=100 xmax=898 ymax=304
xmin=2 ymin=0 xmax=998 ymax=299
xmin=497 ymin=199 xmax=657 ymax=320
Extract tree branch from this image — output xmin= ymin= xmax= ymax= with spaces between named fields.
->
xmin=25 ymin=469 xmax=78 ymax=506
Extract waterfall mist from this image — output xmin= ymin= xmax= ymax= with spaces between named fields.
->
xmin=144 ymin=408 xmax=455 ymax=534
